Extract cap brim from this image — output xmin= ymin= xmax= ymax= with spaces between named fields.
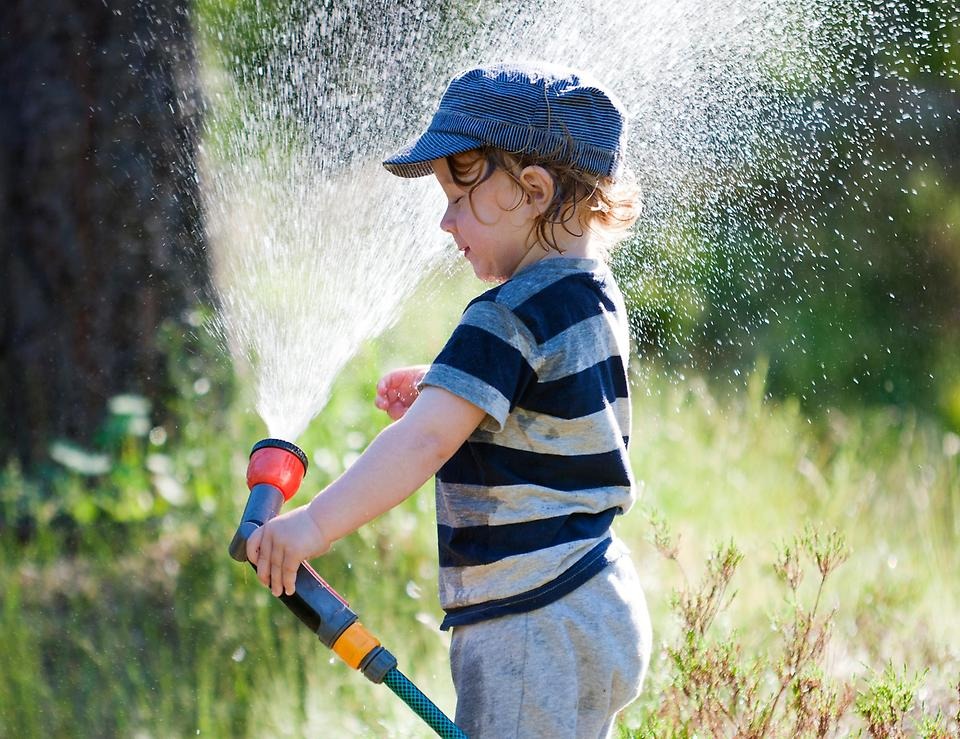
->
xmin=382 ymin=131 xmax=484 ymax=178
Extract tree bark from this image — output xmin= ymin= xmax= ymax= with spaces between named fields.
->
xmin=0 ymin=0 xmax=205 ymax=468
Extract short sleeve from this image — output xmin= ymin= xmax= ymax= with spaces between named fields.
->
xmin=421 ymin=299 xmax=539 ymax=431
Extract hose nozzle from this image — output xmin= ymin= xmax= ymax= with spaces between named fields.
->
xmin=229 ymin=438 xmax=308 ymax=562
xmin=228 ymin=437 xmax=397 ymax=683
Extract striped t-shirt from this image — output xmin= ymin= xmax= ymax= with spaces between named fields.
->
xmin=421 ymin=257 xmax=636 ymax=630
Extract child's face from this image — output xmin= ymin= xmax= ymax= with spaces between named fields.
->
xmin=432 ymin=155 xmax=540 ymax=282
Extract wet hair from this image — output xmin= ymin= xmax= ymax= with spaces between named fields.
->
xmin=446 ymin=144 xmax=640 ymax=255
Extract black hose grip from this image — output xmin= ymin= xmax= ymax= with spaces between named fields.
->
xmin=278 ymin=563 xmax=359 ymax=646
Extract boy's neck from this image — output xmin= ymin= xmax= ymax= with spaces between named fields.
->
xmin=515 ymin=225 xmax=601 ymax=274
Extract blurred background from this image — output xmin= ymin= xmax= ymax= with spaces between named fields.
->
xmin=0 ymin=0 xmax=957 ymax=736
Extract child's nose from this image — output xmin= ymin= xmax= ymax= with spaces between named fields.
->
xmin=440 ymin=205 xmax=456 ymax=234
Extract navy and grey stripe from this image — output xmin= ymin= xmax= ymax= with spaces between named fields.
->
xmin=512 ymin=273 xmax=619 ymax=343
xmin=438 ymin=508 xmax=619 ymax=568
xmin=440 ymin=538 xmax=617 ymax=629
xmin=437 ymin=482 xmax=631 ymax=529
xmin=521 ymin=356 xmax=628 ymax=419
xmin=440 ymin=443 xmax=630 ymax=491
xmin=432 ymin=323 xmax=537 ymax=406
xmin=440 ymin=536 xmax=618 ymax=615
xmin=468 ymin=399 xmax=632 ymax=456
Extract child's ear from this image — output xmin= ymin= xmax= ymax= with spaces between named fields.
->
xmin=518 ymin=166 xmax=555 ymax=214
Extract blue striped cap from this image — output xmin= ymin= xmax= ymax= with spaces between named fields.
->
xmin=383 ymin=62 xmax=627 ymax=179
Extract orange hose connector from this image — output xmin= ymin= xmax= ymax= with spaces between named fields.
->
xmin=332 ymin=622 xmax=381 ymax=670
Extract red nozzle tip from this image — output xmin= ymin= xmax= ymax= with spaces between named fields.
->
xmin=247 ymin=439 xmax=308 ymax=501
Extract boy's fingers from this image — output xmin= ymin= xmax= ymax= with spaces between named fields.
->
xmin=270 ymin=547 xmax=284 ymax=597
xmin=283 ymin=560 xmax=298 ymax=595
xmin=256 ymin=533 xmax=272 ymax=586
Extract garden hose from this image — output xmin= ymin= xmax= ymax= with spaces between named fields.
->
xmin=229 ymin=438 xmax=466 ymax=738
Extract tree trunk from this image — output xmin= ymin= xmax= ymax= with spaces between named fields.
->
xmin=0 ymin=0 xmax=205 ymax=468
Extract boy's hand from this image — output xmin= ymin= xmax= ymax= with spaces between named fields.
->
xmin=246 ymin=506 xmax=330 ymax=597
xmin=375 ymin=365 xmax=429 ymax=420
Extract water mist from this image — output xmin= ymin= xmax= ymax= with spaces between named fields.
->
xmin=199 ymin=0 xmax=956 ymax=439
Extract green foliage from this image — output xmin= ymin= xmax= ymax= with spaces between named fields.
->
xmin=613 ymin=1 xmax=960 ymax=421
xmin=620 ymin=369 xmax=960 ymax=738
xmin=630 ymin=522 xmax=852 ymax=737
xmin=192 ymin=0 xmax=304 ymax=77
xmin=855 ymin=665 xmax=924 ymax=739
xmin=754 ymin=152 xmax=960 ymax=418
xmin=628 ymin=518 xmax=956 ymax=738
xmin=0 ymin=581 xmax=44 ymax=738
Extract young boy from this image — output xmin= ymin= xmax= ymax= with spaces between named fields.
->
xmin=247 ymin=62 xmax=651 ymax=738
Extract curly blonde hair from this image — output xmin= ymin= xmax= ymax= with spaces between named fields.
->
xmin=447 ymin=145 xmax=641 ymax=256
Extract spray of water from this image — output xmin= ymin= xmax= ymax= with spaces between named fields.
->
xmin=199 ymin=0 xmax=956 ymax=440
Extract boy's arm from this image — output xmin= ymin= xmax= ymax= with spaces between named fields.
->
xmin=247 ymin=386 xmax=486 ymax=596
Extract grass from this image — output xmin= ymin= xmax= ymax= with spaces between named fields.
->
xmin=1 ymin=268 xmax=958 ymax=737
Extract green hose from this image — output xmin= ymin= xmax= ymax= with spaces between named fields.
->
xmin=383 ymin=668 xmax=467 ymax=738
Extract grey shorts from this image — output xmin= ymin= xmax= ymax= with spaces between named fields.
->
xmin=449 ymin=552 xmax=652 ymax=739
